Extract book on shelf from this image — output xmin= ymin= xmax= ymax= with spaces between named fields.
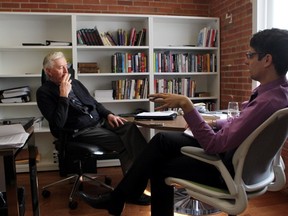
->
xmin=45 ymin=40 xmax=72 ymax=46
xmin=93 ymin=27 xmax=104 ymax=45
xmin=100 ymin=32 xmax=112 ymax=46
xmin=129 ymin=27 xmax=136 ymax=46
xmin=197 ymin=27 xmax=218 ymax=47
xmin=105 ymin=31 xmax=117 ymax=46
xmin=137 ymin=28 xmax=146 ymax=46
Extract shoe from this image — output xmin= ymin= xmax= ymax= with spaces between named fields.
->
xmin=78 ymin=191 xmax=111 ymax=209
xmin=127 ymin=193 xmax=151 ymax=205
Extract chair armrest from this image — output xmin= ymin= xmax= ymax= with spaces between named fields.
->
xmin=181 ymin=146 xmax=238 ymax=195
xmin=181 ymin=146 xmax=221 ymax=162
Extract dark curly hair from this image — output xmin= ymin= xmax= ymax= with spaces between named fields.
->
xmin=250 ymin=28 xmax=288 ymax=76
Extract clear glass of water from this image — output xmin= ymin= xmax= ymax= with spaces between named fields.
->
xmin=227 ymin=102 xmax=239 ymax=121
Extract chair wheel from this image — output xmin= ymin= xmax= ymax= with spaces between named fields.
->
xmin=69 ymin=200 xmax=78 ymax=209
xmin=105 ymin=177 xmax=112 ymax=185
xmin=42 ymin=189 xmax=51 ymax=198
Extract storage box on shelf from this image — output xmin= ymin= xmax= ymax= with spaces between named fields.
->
xmin=0 ymin=12 xmax=220 ymax=172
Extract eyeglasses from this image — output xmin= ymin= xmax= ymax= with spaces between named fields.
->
xmin=245 ymin=51 xmax=265 ymax=59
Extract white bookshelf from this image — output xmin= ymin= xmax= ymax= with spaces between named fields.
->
xmin=0 ymin=12 xmax=220 ymax=172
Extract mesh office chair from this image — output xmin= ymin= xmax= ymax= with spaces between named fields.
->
xmin=166 ymin=107 xmax=288 ymax=216
xmin=39 ymin=68 xmax=119 ymax=209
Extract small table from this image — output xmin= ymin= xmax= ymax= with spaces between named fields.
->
xmin=0 ymin=126 xmax=39 ymax=216
xmin=132 ymin=115 xmax=221 ymax=216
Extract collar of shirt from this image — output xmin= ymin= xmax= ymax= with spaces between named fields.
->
xmin=256 ymin=76 xmax=287 ymax=96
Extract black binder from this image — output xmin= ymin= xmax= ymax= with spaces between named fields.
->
xmin=134 ymin=111 xmax=177 ymax=120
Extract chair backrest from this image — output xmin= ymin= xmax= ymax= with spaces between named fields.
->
xmin=233 ymin=108 xmax=288 ymax=191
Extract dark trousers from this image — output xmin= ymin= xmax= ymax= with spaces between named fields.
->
xmin=112 ymin=131 xmax=226 ymax=216
xmin=72 ymin=121 xmax=147 ymax=174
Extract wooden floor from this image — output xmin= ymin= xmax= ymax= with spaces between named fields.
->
xmin=17 ymin=166 xmax=288 ymax=216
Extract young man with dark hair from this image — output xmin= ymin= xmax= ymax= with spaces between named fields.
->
xmin=103 ymin=28 xmax=288 ymax=216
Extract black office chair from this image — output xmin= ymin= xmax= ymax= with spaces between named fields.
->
xmin=39 ymin=68 xmax=119 ymax=209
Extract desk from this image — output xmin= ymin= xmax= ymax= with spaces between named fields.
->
xmin=0 ymin=126 xmax=39 ymax=216
xmin=131 ymin=115 xmax=220 ymax=216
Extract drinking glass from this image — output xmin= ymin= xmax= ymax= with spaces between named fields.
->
xmin=227 ymin=102 xmax=239 ymax=121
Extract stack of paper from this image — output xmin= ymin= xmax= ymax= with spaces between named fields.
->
xmin=0 ymin=124 xmax=29 ymax=149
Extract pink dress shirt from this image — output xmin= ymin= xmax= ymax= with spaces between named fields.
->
xmin=184 ymin=76 xmax=288 ymax=154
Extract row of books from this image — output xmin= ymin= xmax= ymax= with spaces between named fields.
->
xmin=154 ymin=51 xmax=217 ymax=73
xmin=77 ymin=27 xmax=105 ymax=46
xmin=112 ymin=78 xmax=148 ymax=100
xmin=77 ymin=27 xmax=146 ymax=46
xmin=112 ymin=52 xmax=147 ymax=73
xmin=0 ymin=86 xmax=31 ymax=103
xmin=197 ymin=27 xmax=218 ymax=47
xmin=154 ymin=78 xmax=196 ymax=97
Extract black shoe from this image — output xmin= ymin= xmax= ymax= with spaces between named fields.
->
xmin=78 ymin=191 xmax=111 ymax=209
xmin=108 ymin=192 xmax=125 ymax=216
xmin=127 ymin=193 xmax=151 ymax=205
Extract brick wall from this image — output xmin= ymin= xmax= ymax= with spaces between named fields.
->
xmin=209 ymin=0 xmax=253 ymax=108
xmin=1 ymin=0 xmax=287 ymax=187
xmin=0 ymin=0 xmax=210 ymax=16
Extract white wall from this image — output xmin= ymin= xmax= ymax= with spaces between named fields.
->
xmin=252 ymin=0 xmax=288 ymax=88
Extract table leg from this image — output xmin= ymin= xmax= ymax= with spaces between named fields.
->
xmin=28 ymin=132 xmax=40 ymax=216
xmin=4 ymin=150 xmax=19 ymax=216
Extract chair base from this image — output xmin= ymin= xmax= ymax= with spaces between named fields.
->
xmin=41 ymin=173 xmax=114 ymax=210
xmin=174 ymin=188 xmax=221 ymax=215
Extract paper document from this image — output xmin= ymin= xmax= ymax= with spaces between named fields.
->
xmin=184 ymin=128 xmax=194 ymax=137
xmin=0 ymin=124 xmax=30 ymax=149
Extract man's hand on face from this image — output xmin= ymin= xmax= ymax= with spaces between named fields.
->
xmin=59 ymin=73 xmax=72 ymax=97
